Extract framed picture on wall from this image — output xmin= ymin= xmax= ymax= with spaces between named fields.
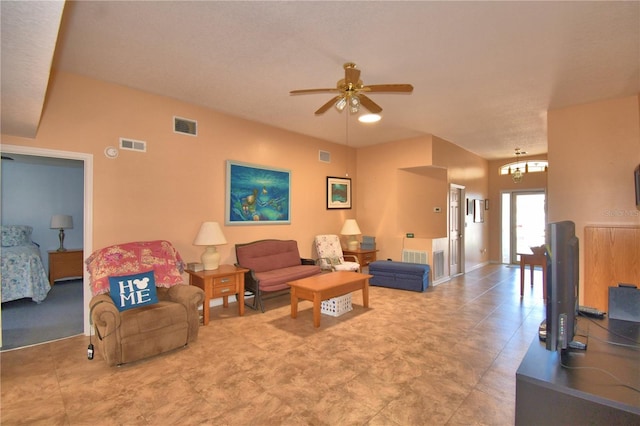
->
xmin=225 ymin=160 xmax=291 ymax=225
xmin=327 ymin=176 xmax=352 ymax=209
xmin=467 ymin=198 xmax=474 ymax=216
xmin=474 ymin=199 xmax=484 ymax=223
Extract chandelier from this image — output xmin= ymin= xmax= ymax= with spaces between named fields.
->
xmin=509 ymin=148 xmax=527 ymax=183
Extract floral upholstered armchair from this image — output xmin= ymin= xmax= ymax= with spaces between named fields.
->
xmin=314 ymin=234 xmax=360 ymax=272
xmin=87 ymin=240 xmax=204 ymax=366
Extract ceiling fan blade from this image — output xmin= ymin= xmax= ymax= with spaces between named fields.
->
xmin=315 ymin=96 xmax=342 ymax=115
xmin=290 ymin=88 xmax=339 ymax=95
xmin=358 ymin=94 xmax=383 ymax=114
xmin=364 ymin=84 xmax=414 ymax=93
xmin=345 ymin=67 xmax=361 ymax=86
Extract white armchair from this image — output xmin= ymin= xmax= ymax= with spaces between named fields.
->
xmin=314 ymin=234 xmax=360 ymax=272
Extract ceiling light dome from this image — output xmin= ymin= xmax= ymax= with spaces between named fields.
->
xmin=358 ymin=113 xmax=381 ymax=123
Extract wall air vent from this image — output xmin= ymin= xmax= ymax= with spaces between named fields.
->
xmin=319 ymin=150 xmax=331 ymax=163
xmin=174 ymin=116 xmax=197 ymax=136
xmin=119 ymin=138 xmax=147 ymax=152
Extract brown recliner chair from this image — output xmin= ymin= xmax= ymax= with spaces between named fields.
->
xmin=89 ymin=284 xmax=204 ymax=366
xmin=86 ymin=240 xmax=205 ymax=366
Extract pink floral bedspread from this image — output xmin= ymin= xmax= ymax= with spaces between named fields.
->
xmin=86 ymin=240 xmax=185 ymax=296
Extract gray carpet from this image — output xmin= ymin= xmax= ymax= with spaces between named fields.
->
xmin=1 ymin=279 xmax=83 ymax=350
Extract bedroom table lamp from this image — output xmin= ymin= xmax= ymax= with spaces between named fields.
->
xmin=193 ymin=221 xmax=227 ymax=270
xmin=341 ymin=219 xmax=362 ymax=251
xmin=50 ymin=214 xmax=73 ymax=252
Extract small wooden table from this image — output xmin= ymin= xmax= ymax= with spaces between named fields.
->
xmin=518 ymin=252 xmax=547 ymax=300
xmin=48 ymin=249 xmax=83 ymax=286
xmin=342 ymin=248 xmax=378 ymax=267
xmin=288 ymin=271 xmax=372 ymax=328
xmin=185 ymin=265 xmax=248 ymax=325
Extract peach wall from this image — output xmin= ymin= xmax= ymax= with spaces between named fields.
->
xmin=357 ymin=135 xmax=490 ymax=274
xmin=432 ymin=136 xmax=490 ymax=270
xmin=356 ymin=137 xmax=434 ymax=262
xmin=548 ymin=94 xmax=640 ymax=302
xmin=4 ymin=71 xmax=492 ymax=281
xmin=1 ymin=72 xmax=358 ymax=263
xmin=487 ymin=154 xmax=548 ymax=263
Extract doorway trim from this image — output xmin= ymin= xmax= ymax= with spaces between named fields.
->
xmin=1 ymin=144 xmax=94 ymax=337
xmin=449 ymin=183 xmax=465 ymax=277
xmin=500 ymin=188 xmax=547 ymax=265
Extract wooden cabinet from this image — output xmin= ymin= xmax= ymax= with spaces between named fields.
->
xmin=343 ymin=248 xmax=378 ymax=267
xmin=584 ymin=226 xmax=640 ymax=311
xmin=48 ymin=249 xmax=84 ymax=286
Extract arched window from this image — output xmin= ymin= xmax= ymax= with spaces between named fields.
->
xmin=499 ymin=160 xmax=548 ymax=176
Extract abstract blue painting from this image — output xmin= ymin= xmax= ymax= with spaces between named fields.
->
xmin=226 ymin=161 xmax=291 ymax=225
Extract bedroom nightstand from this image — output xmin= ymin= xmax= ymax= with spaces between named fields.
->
xmin=185 ymin=265 xmax=249 ymax=325
xmin=48 ymin=249 xmax=83 ymax=286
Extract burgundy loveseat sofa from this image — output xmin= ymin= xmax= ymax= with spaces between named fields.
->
xmin=235 ymin=239 xmax=321 ymax=312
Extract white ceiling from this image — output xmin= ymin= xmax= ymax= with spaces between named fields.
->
xmin=2 ymin=1 xmax=639 ymax=160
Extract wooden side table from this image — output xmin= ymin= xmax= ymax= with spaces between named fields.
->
xmin=343 ymin=248 xmax=378 ymax=267
xmin=518 ymin=252 xmax=547 ymax=300
xmin=48 ymin=249 xmax=83 ymax=286
xmin=185 ymin=264 xmax=248 ymax=325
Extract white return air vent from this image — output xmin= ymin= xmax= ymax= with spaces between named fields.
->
xmin=319 ymin=150 xmax=331 ymax=163
xmin=174 ymin=116 xmax=197 ymax=136
xmin=402 ymin=249 xmax=428 ymax=265
xmin=119 ymin=137 xmax=147 ymax=152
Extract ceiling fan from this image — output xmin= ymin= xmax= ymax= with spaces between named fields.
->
xmin=290 ymin=62 xmax=414 ymax=115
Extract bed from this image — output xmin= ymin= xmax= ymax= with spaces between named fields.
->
xmin=1 ymin=225 xmax=51 ymax=303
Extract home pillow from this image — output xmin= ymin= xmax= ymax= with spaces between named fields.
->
xmin=108 ymin=270 xmax=158 ymax=312
xmin=1 ymin=225 xmax=33 ymax=247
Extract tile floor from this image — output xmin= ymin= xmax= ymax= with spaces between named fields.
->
xmin=1 ymin=264 xmax=546 ymax=425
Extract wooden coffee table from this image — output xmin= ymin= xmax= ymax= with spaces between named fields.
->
xmin=288 ymin=271 xmax=372 ymax=328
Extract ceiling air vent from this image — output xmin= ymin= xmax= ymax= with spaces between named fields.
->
xmin=319 ymin=150 xmax=331 ymax=163
xmin=174 ymin=116 xmax=197 ymax=136
xmin=119 ymin=137 xmax=147 ymax=152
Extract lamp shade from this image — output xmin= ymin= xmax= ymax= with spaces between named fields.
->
xmin=193 ymin=222 xmax=227 ymax=270
xmin=340 ymin=219 xmax=361 ymax=236
xmin=341 ymin=219 xmax=361 ymax=251
xmin=50 ymin=215 xmax=73 ymax=229
xmin=193 ymin=222 xmax=227 ymax=246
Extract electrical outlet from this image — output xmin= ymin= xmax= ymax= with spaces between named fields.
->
xmin=406 ymin=233 xmax=414 ymax=238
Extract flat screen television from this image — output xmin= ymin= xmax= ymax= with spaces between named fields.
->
xmin=545 ymin=220 xmax=582 ymax=351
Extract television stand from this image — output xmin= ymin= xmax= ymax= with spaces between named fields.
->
xmin=516 ymin=317 xmax=640 ymax=425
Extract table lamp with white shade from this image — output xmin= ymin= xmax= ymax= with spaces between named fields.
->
xmin=341 ymin=219 xmax=361 ymax=251
xmin=50 ymin=214 xmax=73 ymax=252
xmin=193 ymin=221 xmax=227 ymax=270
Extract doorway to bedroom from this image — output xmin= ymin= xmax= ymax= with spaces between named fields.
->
xmin=0 ymin=147 xmax=93 ymax=350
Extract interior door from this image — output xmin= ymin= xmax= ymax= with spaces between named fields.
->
xmin=449 ymin=185 xmax=463 ymax=276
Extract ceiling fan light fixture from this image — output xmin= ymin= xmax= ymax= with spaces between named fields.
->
xmin=358 ymin=113 xmax=381 ymax=123
xmin=335 ymin=97 xmax=347 ymax=112
xmin=349 ymin=95 xmax=360 ymax=113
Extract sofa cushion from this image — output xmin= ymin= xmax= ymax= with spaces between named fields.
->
xmin=236 ymin=239 xmax=302 ymax=273
xmin=255 ymin=264 xmax=322 ymax=291
xmin=108 ymin=270 xmax=158 ymax=311
xmin=119 ymin=300 xmax=187 ymax=337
